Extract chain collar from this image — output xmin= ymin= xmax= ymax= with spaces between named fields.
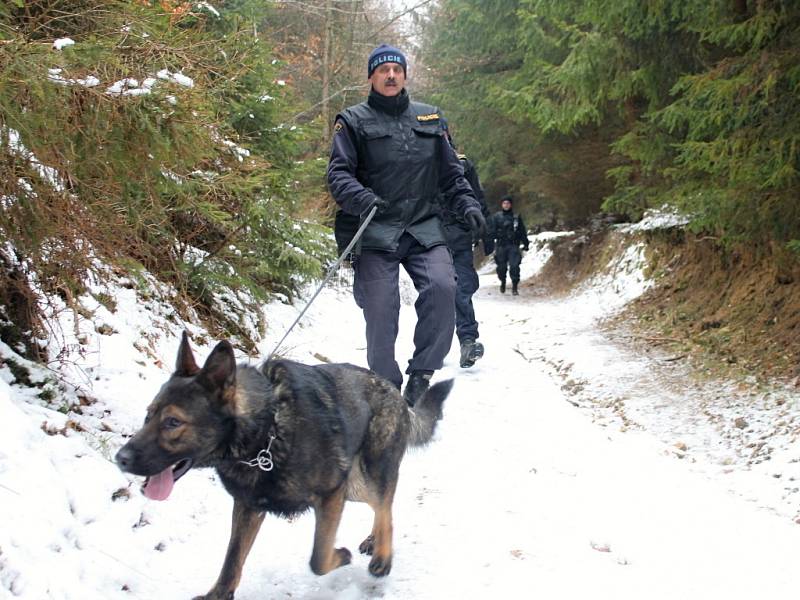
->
xmin=239 ymin=434 xmax=276 ymax=472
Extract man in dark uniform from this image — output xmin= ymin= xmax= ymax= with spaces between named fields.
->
xmin=489 ymin=195 xmax=529 ymax=295
xmin=327 ymin=44 xmax=486 ymax=405
xmin=440 ymin=123 xmax=493 ymax=368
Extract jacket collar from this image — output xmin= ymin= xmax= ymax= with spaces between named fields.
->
xmin=368 ymin=87 xmax=410 ymax=116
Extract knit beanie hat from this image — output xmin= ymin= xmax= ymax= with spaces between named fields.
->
xmin=367 ymin=44 xmax=407 ymax=79
xmin=501 ymin=194 xmax=513 ymax=204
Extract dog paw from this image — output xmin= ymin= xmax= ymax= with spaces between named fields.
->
xmin=335 ymin=547 xmax=352 ymax=568
xmin=368 ymin=554 xmax=392 ymax=577
xmin=358 ymin=535 xmax=375 ymax=555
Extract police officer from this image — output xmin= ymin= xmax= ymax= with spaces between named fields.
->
xmin=440 ymin=122 xmax=493 ymax=368
xmin=489 ymin=195 xmax=529 ymax=295
xmin=327 ymin=44 xmax=485 ymax=406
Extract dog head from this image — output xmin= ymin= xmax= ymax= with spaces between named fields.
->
xmin=115 ymin=331 xmax=238 ymax=500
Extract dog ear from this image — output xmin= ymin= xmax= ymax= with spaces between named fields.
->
xmin=198 ymin=340 xmax=237 ymax=395
xmin=175 ymin=330 xmax=200 ymax=376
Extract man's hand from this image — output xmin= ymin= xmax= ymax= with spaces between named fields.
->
xmin=362 ymin=196 xmax=389 ymax=218
xmin=465 ymin=209 xmax=486 ymax=240
xmin=482 ymin=238 xmax=495 ymax=255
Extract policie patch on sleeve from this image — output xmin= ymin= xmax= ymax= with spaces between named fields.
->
xmin=334 ymin=121 xmax=344 ymax=133
xmin=416 ymin=113 xmax=440 ymax=122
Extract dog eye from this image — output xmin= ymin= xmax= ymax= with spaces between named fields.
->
xmin=163 ymin=416 xmax=183 ymax=430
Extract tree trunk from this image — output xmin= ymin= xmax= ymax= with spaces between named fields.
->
xmin=322 ymin=0 xmax=333 ymax=140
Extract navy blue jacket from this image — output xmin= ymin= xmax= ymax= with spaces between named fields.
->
xmin=327 ymin=88 xmax=480 ymax=253
xmin=490 ymin=210 xmax=529 ymax=249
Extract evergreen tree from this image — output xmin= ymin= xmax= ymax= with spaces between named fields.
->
xmin=0 ymin=1 xmax=334 ymax=352
xmin=419 ymin=0 xmax=800 ymax=248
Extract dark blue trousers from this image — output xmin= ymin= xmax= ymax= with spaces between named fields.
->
xmin=353 ymin=235 xmax=456 ymax=389
xmin=495 ymin=243 xmax=522 ymax=283
xmin=452 ymin=248 xmax=480 ymax=344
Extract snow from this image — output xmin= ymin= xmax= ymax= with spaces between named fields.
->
xmin=2 ymin=127 xmax=65 ymax=192
xmin=619 ymin=205 xmax=691 ymax=232
xmin=196 ymin=2 xmax=221 ymax=18
xmin=170 ymin=72 xmax=194 ymax=89
xmin=42 ymin=48 xmax=192 ymax=97
xmin=2 ymin=231 xmax=800 ymax=599
xmin=53 ymin=38 xmax=75 ymax=50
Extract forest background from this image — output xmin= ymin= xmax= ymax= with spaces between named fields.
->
xmin=1 ymin=0 xmax=798 ymax=376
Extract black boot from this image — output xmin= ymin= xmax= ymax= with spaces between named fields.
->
xmin=403 ymin=371 xmax=432 ymax=407
xmin=460 ymin=339 xmax=485 ymax=368
xmin=500 ymin=278 xmax=506 ymax=293
xmin=460 ymin=339 xmax=474 ymax=368
xmin=512 ymin=282 xmax=519 ymax=296
xmin=472 ymin=340 xmax=484 ymax=361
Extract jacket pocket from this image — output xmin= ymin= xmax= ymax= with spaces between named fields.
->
xmin=410 ymin=124 xmax=440 ymax=159
xmin=411 ymin=124 xmax=441 ymax=138
xmin=359 ymin=123 xmax=393 ymax=172
xmin=361 ymin=122 xmax=392 ymax=141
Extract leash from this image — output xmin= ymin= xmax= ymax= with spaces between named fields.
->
xmin=267 ymin=205 xmax=378 ymax=361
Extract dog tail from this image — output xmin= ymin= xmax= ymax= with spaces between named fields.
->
xmin=408 ymin=379 xmax=453 ymax=447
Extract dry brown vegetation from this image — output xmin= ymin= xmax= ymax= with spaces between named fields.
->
xmin=528 ymin=224 xmax=800 ymax=386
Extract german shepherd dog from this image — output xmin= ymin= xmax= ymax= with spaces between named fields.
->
xmin=115 ymin=332 xmax=451 ymax=599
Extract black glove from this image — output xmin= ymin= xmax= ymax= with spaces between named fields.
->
xmin=523 ymin=242 xmax=530 ymax=252
xmin=361 ymin=195 xmax=389 ymax=219
xmin=465 ymin=209 xmax=486 ymax=240
xmin=483 ymin=238 xmax=495 ymax=255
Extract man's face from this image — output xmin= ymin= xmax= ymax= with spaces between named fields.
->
xmin=502 ymin=200 xmax=512 ymax=211
xmin=370 ymin=62 xmax=406 ymax=97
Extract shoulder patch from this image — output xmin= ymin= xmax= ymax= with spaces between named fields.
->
xmin=333 ymin=121 xmax=344 ymax=133
xmin=416 ymin=113 xmax=440 ymax=122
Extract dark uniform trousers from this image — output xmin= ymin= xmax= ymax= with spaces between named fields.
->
xmin=452 ymin=248 xmax=480 ymax=344
xmin=495 ymin=243 xmax=523 ymax=284
xmin=353 ymin=233 xmax=456 ymax=389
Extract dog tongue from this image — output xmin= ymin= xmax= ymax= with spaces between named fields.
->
xmin=143 ymin=467 xmax=174 ymax=501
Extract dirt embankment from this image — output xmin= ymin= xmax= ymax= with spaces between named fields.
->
xmin=530 ymin=224 xmax=800 ymax=386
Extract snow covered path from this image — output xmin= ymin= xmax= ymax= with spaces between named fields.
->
xmin=227 ymin=262 xmax=800 ymax=599
xmin=3 ymin=244 xmax=800 ymax=599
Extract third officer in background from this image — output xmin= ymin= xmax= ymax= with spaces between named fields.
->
xmin=489 ymin=194 xmax=529 ymax=295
